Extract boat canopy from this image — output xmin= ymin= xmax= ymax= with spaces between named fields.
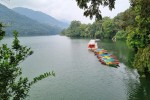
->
xmin=88 ymin=40 xmax=96 ymax=44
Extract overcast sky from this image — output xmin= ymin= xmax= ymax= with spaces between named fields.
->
xmin=1 ymin=0 xmax=130 ymax=24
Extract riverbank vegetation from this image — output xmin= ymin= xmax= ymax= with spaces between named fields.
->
xmin=128 ymin=0 xmax=150 ymax=76
xmin=62 ymin=0 xmax=150 ymax=77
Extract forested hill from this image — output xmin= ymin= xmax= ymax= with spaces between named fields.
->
xmin=0 ymin=3 xmax=61 ymax=36
xmin=13 ymin=7 xmax=69 ymax=29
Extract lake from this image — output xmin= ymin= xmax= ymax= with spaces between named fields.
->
xmin=1 ymin=35 xmax=150 ymax=100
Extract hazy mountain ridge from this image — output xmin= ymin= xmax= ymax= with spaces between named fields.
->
xmin=13 ymin=7 xmax=69 ymax=29
xmin=0 ymin=3 xmax=61 ymax=36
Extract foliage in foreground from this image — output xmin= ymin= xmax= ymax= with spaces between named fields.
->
xmin=0 ymin=24 xmax=55 ymax=100
xmin=75 ymin=0 xmax=116 ymax=20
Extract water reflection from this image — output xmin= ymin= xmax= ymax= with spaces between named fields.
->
xmin=98 ymin=39 xmax=150 ymax=100
xmin=97 ymin=40 xmax=134 ymax=67
xmin=125 ymin=77 xmax=150 ymax=100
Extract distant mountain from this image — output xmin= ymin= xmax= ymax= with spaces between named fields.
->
xmin=0 ymin=3 xmax=61 ymax=36
xmin=13 ymin=7 xmax=69 ymax=29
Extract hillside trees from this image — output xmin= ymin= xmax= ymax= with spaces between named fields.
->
xmin=61 ymin=16 xmax=123 ymax=39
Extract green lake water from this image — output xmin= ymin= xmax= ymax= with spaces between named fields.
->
xmin=1 ymin=35 xmax=150 ymax=100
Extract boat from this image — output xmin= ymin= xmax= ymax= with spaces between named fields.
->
xmin=94 ymin=48 xmax=104 ymax=55
xmin=95 ymin=49 xmax=108 ymax=56
xmin=94 ymin=48 xmax=120 ymax=67
xmin=99 ymin=54 xmax=120 ymax=67
xmin=88 ymin=40 xmax=98 ymax=51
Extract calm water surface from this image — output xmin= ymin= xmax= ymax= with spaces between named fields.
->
xmin=2 ymin=35 xmax=150 ymax=100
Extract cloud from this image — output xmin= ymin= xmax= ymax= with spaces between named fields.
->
xmin=0 ymin=0 xmax=130 ymax=24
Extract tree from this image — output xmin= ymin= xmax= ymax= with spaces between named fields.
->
xmin=127 ymin=0 xmax=150 ymax=75
xmin=114 ymin=8 xmax=137 ymax=31
xmin=133 ymin=45 xmax=150 ymax=74
xmin=102 ymin=17 xmax=117 ymax=39
xmin=79 ymin=24 xmax=87 ymax=37
xmin=62 ymin=20 xmax=82 ymax=37
xmin=0 ymin=23 xmax=55 ymax=100
xmin=75 ymin=0 xmax=116 ymax=20
xmin=88 ymin=22 xmax=97 ymax=38
xmin=94 ymin=20 xmax=103 ymax=38
xmin=0 ymin=22 xmax=5 ymax=40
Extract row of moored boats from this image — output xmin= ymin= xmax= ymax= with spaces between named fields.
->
xmin=88 ymin=40 xmax=120 ymax=67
